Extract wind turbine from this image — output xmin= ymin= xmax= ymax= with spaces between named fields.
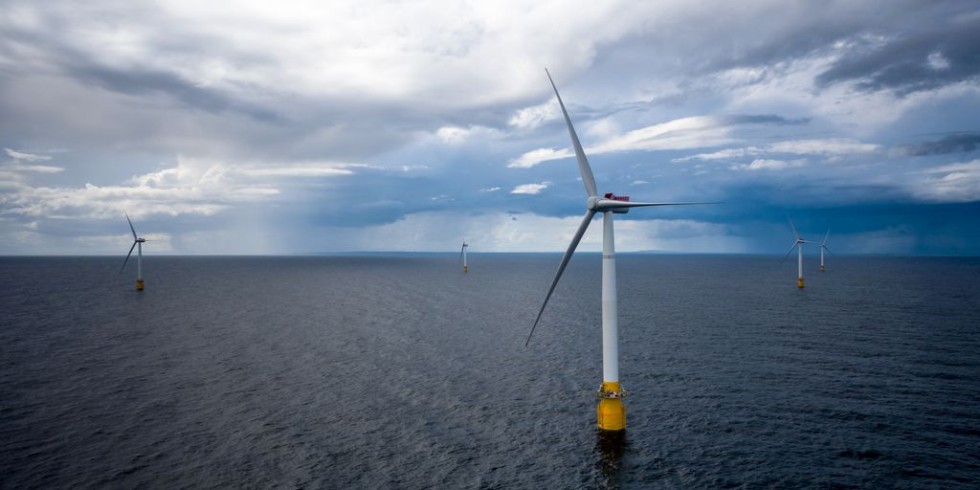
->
xmin=819 ymin=229 xmax=831 ymax=272
xmin=783 ymin=219 xmax=812 ymax=288
xmin=120 ymin=213 xmax=147 ymax=291
xmin=460 ymin=241 xmax=469 ymax=273
xmin=525 ymin=69 xmax=708 ymax=432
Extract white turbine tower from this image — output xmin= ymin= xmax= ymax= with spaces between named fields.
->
xmin=525 ymin=70 xmax=708 ymax=432
xmin=460 ymin=241 xmax=469 ymax=273
xmin=819 ymin=229 xmax=831 ymax=272
xmin=120 ymin=213 xmax=147 ymax=291
xmin=783 ymin=219 xmax=812 ymax=289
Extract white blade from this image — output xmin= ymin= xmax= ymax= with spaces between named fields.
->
xmin=596 ymin=199 xmax=718 ymax=211
xmin=780 ymin=241 xmax=798 ymax=264
xmin=787 ymin=217 xmax=800 ymax=241
xmin=546 ymin=69 xmax=597 ymax=198
xmin=120 ymin=240 xmax=137 ymax=272
xmin=125 ymin=212 xmax=138 ymax=241
xmin=822 ymin=228 xmax=831 ymax=246
xmin=525 ymin=210 xmax=596 ymax=346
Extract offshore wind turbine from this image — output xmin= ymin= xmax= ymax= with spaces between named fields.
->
xmin=525 ymin=69 xmax=708 ymax=432
xmin=783 ymin=219 xmax=812 ymax=288
xmin=460 ymin=241 xmax=469 ymax=273
xmin=819 ymin=229 xmax=831 ymax=272
xmin=120 ymin=213 xmax=147 ymax=291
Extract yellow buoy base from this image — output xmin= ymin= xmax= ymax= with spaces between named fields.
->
xmin=463 ymin=266 xmax=468 ymax=273
xmin=596 ymin=382 xmax=626 ymax=432
xmin=797 ymin=277 xmax=804 ymax=289
xmin=820 ymin=265 xmax=826 ymax=272
xmin=136 ymin=279 xmax=144 ymax=291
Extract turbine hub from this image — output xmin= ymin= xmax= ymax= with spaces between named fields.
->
xmin=587 ymin=195 xmax=599 ymax=210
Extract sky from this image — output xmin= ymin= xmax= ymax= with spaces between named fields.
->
xmin=1 ymin=0 xmax=979 ymax=255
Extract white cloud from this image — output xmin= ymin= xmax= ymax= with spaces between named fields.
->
xmin=732 ymin=158 xmax=807 ymax=171
xmin=508 ymin=148 xmax=572 ymax=168
xmin=0 ymin=155 xmax=362 ymax=221
xmin=508 ymin=102 xmax=559 ymax=130
xmin=676 ymin=139 xmax=877 ymax=165
xmin=673 ymin=147 xmax=764 ymax=162
xmin=912 ymin=159 xmax=980 ymax=203
xmin=5 ymin=148 xmax=52 ymax=162
xmin=514 ymin=115 xmax=735 ymax=169
xmin=592 ymin=116 xmax=734 ymax=154
xmin=768 ymin=139 xmax=878 ymax=156
xmin=4 ymin=164 xmax=64 ymax=174
xmin=511 ymin=182 xmax=551 ymax=195
xmin=435 ymin=126 xmax=471 ymax=144
xmin=240 ymin=164 xmax=361 ymax=178
xmin=927 ymin=51 xmax=951 ymax=71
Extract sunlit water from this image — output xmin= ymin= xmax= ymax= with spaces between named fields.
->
xmin=2 ymin=255 xmax=979 ymax=488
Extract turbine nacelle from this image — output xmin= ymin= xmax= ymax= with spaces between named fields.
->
xmin=600 ymin=193 xmax=631 ymax=214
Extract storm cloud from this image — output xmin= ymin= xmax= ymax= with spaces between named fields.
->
xmin=1 ymin=0 xmax=978 ymax=255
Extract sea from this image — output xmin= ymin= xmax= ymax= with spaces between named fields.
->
xmin=1 ymin=254 xmax=979 ymax=489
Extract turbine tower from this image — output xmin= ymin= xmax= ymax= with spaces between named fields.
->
xmin=460 ymin=241 xmax=469 ymax=273
xmin=525 ymin=70 xmax=706 ymax=432
xmin=783 ymin=219 xmax=812 ymax=288
xmin=120 ymin=213 xmax=147 ymax=291
xmin=819 ymin=229 xmax=831 ymax=272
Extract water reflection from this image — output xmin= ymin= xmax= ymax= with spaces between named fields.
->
xmin=595 ymin=430 xmax=627 ymax=486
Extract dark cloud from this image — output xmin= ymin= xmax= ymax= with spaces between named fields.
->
xmin=816 ymin=14 xmax=980 ymax=94
xmin=68 ymin=63 xmax=283 ymax=123
xmin=903 ymin=133 xmax=980 ymax=156
xmin=3 ymin=1 xmax=980 ymax=255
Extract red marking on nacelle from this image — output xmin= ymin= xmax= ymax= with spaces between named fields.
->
xmin=604 ymin=193 xmax=630 ymax=202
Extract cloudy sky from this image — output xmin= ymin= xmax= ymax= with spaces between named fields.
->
xmin=2 ymin=0 xmax=978 ymax=255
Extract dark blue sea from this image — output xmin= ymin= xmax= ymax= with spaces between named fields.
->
xmin=2 ymin=254 xmax=979 ymax=488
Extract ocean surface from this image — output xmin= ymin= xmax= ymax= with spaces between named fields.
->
xmin=2 ymin=254 xmax=979 ymax=489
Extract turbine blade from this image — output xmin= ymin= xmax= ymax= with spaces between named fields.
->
xmin=525 ymin=210 xmax=596 ymax=346
xmin=120 ymin=241 xmax=137 ymax=272
xmin=780 ymin=242 xmax=797 ymax=264
xmin=546 ymin=69 xmax=597 ymax=198
xmin=125 ymin=212 xmax=138 ymax=241
xmin=822 ymin=245 xmax=831 ymax=254
xmin=596 ymin=200 xmax=719 ymax=211
xmin=822 ymin=228 xmax=831 ymax=246
xmin=787 ymin=217 xmax=799 ymax=241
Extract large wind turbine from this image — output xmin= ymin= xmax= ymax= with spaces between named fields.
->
xmin=783 ymin=219 xmax=812 ymax=288
xmin=120 ymin=213 xmax=147 ymax=291
xmin=460 ymin=241 xmax=469 ymax=273
xmin=525 ymin=70 xmax=707 ymax=432
xmin=819 ymin=229 xmax=831 ymax=272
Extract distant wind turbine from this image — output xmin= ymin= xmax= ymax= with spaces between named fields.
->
xmin=783 ymin=219 xmax=812 ymax=288
xmin=460 ymin=241 xmax=469 ymax=273
xmin=524 ymin=69 xmax=710 ymax=432
xmin=819 ymin=229 xmax=831 ymax=272
xmin=120 ymin=213 xmax=147 ymax=291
